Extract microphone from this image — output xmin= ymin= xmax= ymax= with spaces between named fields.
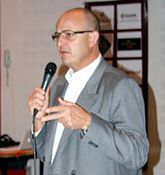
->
xmin=33 ymin=62 xmax=57 ymax=116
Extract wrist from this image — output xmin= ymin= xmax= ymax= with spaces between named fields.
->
xmin=34 ymin=118 xmax=45 ymax=131
xmin=82 ymin=114 xmax=91 ymax=130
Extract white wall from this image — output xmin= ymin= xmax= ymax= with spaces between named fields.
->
xmin=1 ymin=0 xmax=165 ymax=174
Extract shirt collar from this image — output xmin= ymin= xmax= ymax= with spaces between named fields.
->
xmin=65 ymin=54 xmax=102 ymax=84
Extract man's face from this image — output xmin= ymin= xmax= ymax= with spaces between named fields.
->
xmin=55 ymin=11 xmax=93 ymax=71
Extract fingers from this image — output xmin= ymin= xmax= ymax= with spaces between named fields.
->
xmin=42 ymin=98 xmax=91 ymax=130
xmin=28 ymin=87 xmax=49 ymax=116
xmin=58 ymin=97 xmax=74 ymax=106
xmin=41 ymin=110 xmax=73 ymax=129
xmin=41 ymin=111 xmax=63 ymax=122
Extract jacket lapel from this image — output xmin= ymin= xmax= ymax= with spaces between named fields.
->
xmin=77 ymin=58 xmax=107 ymax=111
xmin=47 ymin=79 xmax=68 ymax=164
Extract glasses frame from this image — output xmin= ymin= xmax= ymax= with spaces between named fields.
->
xmin=51 ymin=30 xmax=94 ymax=41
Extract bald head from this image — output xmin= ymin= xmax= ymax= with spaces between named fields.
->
xmin=56 ymin=8 xmax=100 ymax=32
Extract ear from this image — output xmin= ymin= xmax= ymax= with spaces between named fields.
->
xmin=88 ymin=31 xmax=99 ymax=47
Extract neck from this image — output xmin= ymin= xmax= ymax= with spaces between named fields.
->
xmin=72 ymin=51 xmax=101 ymax=72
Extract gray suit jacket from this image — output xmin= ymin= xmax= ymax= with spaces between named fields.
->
xmin=34 ymin=58 xmax=149 ymax=175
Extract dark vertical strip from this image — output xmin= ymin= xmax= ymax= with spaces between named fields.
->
xmin=0 ymin=0 xmax=1 ymax=135
xmin=141 ymin=0 xmax=148 ymax=131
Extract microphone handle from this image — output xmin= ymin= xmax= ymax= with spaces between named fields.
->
xmin=33 ymin=74 xmax=53 ymax=117
xmin=33 ymin=108 xmax=39 ymax=117
xmin=41 ymin=73 xmax=52 ymax=91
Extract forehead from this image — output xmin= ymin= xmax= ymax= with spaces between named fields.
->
xmin=56 ymin=11 xmax=86 ymax=31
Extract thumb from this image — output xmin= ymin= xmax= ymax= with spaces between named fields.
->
xmin=45 ymin=87 xmax=50 ymax=100
xmin=58 ymin=97 xmax=73 ymax=106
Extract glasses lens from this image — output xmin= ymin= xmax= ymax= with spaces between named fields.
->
xmin=52 ymin=31 xmax=76 ymax=41
xmin=63 ymin=31 xmax=75 ymax=40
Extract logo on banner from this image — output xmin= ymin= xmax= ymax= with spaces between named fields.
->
xmin=120 ymin=13 xmax=137 ymax=21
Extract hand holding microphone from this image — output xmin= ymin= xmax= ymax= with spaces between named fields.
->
xmin=28 ymin=62 xmax=56 ymax=130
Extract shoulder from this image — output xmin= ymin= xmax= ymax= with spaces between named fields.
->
xmin=99 ymin=59 xmax=141 ymax=92
xmin=100 ymin=61 xmax=127 ymax=86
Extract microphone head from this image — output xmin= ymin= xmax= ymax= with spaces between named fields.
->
xmin=45 ymin=62 xmax=57 ymax=76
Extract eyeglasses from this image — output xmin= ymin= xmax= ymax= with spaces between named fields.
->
xmin=52 ymin=30 xmax=94 ymax=41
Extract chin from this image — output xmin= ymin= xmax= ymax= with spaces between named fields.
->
xmin=61 ymin=57 xmax=71 ymax=67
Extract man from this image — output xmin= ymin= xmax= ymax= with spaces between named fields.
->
xmin=28 ymin=8 xmax=149 ymax=175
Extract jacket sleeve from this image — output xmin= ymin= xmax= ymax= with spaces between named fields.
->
xmin=82 ymin=78 xmax=149 ymax=169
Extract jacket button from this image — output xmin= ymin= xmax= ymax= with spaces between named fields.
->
xmin=88 ymin=141 xmax=98 ymax=148
xmin=88 ymin=140 xmax=93 ymax=145
xmin=71 ymin=169 xmax=76 ymax=175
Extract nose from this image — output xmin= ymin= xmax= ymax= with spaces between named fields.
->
xmin=56 ymin=35 xmax=66 ymax=48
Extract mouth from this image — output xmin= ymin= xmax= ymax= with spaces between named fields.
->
xmin=60 ymin=49 xmax=70 ymax=57
xmin=61 ymin=50 xmax=69 ymax=54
